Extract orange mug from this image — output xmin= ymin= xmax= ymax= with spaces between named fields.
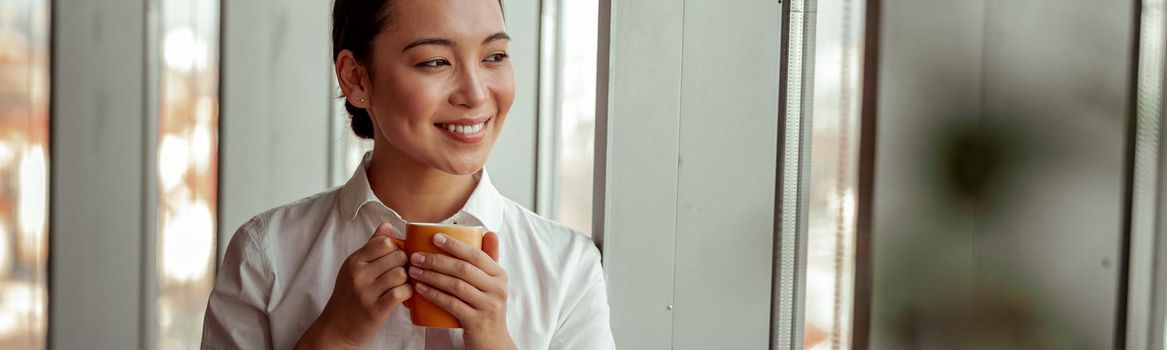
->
xmin=389 ymin=222 xmax=484 ymax=328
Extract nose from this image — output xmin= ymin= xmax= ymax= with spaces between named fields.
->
xmin=449 ymin=65 xmax=489 ymax=108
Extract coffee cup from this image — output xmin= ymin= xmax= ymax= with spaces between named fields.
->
xmin=389 ymin=222 xmax=485 ymax=328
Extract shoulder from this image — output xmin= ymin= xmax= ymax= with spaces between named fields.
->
xmin=497 ymin=197 xmax=601 ymax=266
xmin=227 ymin=186 xmax=345 ymax=253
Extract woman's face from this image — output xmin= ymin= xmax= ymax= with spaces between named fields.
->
xmin=365 ymin=0 xmax=513 ymax=175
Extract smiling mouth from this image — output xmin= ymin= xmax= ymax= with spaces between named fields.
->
xmin=435 ymin=121 xmax=485 ymax=135
xmin=433 ymin=117 xmax=491 ymax=142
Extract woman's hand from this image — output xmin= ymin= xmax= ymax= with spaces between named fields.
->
xmin=407 ymin=231 xmax=516 ymax=350
xmin=296 ymin=223 xmax=411 ymax=350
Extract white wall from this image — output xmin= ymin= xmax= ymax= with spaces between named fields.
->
xmin=52 ymin=0 xmax=147 ymax=348
xmin=218 ymin=0 xmax=334 ymax=257
xmin=597 ymin=0 xmax=782 ymax=348
xmin=595 ymin=0 xmax=684 ymax=346
xmin=672 ymin=1 xmax=781 ymax=348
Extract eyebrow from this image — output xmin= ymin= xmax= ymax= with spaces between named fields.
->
xmin=402 ymin=32 xmax=511 ymax=52
xmin=482 ymin=32 xmax=511 ymax=45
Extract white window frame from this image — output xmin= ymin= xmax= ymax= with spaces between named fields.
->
xmin=1128 ymin=1 xmax=1167 ymax=349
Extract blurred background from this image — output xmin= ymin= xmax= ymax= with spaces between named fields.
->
xmin=2 ymin=0 xmax=1166 ymax=349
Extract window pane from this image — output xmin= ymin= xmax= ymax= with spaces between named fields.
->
xmin=554 ymin=0 xmax=598 ymax=235
xmin=156 ymin=0 xmax=219 ymax=347
xmin=804 ymin=0 xmax=865 ymax=349
xmin=0 ymin=0 xmax=50 ymax=348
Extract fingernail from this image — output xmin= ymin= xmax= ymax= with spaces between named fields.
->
xmin=411 ymin=253 xmax=425 ymax=264
xmin=434 ymin=234 xmax=447 ymax=245
xmin=416 ymin=284 xmax=429 ymax=292
xmin=409 ymin=267 xmax=422 ymax=277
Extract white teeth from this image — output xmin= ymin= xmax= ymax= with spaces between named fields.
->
xmin=439 ymin=122 xmax=485 ymax=135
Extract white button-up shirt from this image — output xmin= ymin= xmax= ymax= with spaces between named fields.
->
xmin=202 ymin=154 xmax=616 ymax=349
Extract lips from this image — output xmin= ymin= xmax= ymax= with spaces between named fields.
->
xmin=433 ymin=117 xmax=491 ymax=143
xmin=436 ymin=122 xmax=484 ymax=135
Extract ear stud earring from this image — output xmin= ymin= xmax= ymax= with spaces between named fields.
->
xmin=357 ymin=97 xmax=367 ymax=103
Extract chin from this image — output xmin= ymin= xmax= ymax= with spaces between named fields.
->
xmin=443 ymin=165 xmax=483 ymax=176
xmin=436 ymin=155 xmax=489 ymax=176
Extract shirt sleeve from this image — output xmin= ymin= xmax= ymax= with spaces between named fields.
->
xmin=550 ymin=242 xmax=617 ymax=350
xmin=201 ymin=217 xmax=274 ymax=349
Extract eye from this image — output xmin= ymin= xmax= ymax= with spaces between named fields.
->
xmin=417 ymin=58 xmax=450 ymax=68
xmin=484 ymin=52 xmax=509 ymax=63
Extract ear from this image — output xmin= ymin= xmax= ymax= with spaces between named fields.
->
xmin=335 ymin=50 xmax=372 ymax=108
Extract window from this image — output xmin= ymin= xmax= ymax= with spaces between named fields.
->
xmin=803 ymin=0 xmax=865 ymax=349
xmin=0 ymin=0 xmax=50 ymax=348
xmin=156 ymin=0 xmax=219 ymax=347
xmin=541 ymin=0 xmax=598 ymax=235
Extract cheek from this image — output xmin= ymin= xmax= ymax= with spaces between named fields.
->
xmin=491 ymin=70 xmax=516 ymax=118
xmin=379 ymin=73 xmax=445 ymax=125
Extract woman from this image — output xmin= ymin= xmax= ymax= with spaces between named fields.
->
xmin=200 ymin=0 xmax=615 ymax=348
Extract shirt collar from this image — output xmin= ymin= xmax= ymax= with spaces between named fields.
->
xmin=338 ymin=152 xmax=505 ymax=232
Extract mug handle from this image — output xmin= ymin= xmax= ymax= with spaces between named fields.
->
xmin=388 ymin=237 xmax=413 ymax=309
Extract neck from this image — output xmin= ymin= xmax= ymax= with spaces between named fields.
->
xmin=366 ymin=140 xmax=478 ymax=223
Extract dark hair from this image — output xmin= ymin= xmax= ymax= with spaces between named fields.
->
xmin=332 ymin=0 xmax=395 ymax=139
xmin=332 ymin=0 xmax=504 ymax=140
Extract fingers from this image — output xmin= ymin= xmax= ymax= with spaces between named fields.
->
xmin=351 ymin=224 xmax=400 ymax=262
xmin=356 ymin=265 xmax=407 ymax=308
xmin=376 ymin=283 xmax=412 ymax=310
xmin=414 ymin=282 xmax=475 ymax=320
xmin=432 ymin=233 xmax=504 ymax=277
xmin=364 ymin=250 xmax=408 ymax=280
xmin=353 ymin=236 xmax=398 ymax=263
xmin=408 ymin=266 xmax=490 ymax=308
xmin=373 ymin=267 xmax=409 ymax=294
xmin=370 ymin=223 xmax=396 ymax=239
xmin=410 ymin=252 xmax=500 ymax=293
xmin=483 ymin=231 xmax=500 ymax=262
